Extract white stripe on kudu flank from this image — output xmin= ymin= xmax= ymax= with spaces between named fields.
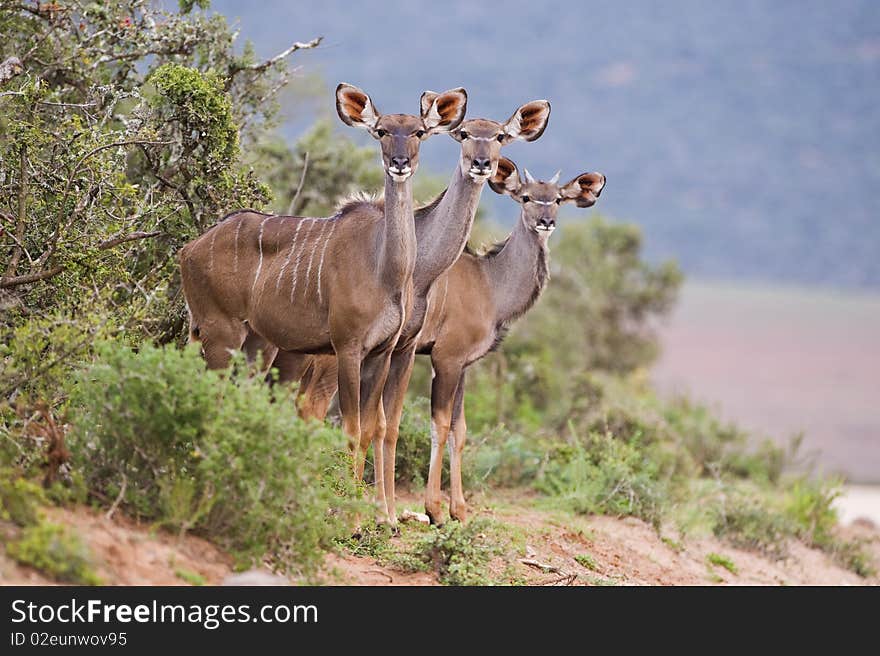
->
xmin=289 ymin=218 xmax=314 ymax=302
xmin=316 ymin=218 xmax=337 ymax=305
xmin=251 ymin=217 xmax=270 ymax=295
xmin=208 ymin=226 xmax=218 ymax=272
xmin=304 ymin=218 xmax=328 ymax=297
xmin=233 ymin=218 xmax=243 ymax=273
xmin=277 ymin=218 xmax=305 ymax=291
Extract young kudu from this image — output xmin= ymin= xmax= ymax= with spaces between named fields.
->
xmin=286 ymin=157 xmax=605 ymax=523
xmin=417 ymin=157 xmax=606 ymax=522
xmin=179 ymin=84 xmax=467 ymax=522
xmin=267 ymin=102 xmax=552 ymax=525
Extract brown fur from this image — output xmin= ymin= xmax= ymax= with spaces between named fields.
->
xmin=290 ymin=158 xmax=606 ymax=523
xmin=181 ymin=84 xmax=467 ymax=524
xmin=265 ymin=104 xmax=552 ymax=526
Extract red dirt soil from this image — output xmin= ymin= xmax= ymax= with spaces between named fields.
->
xmin=2 ymin=491 xmax=877 ymax=586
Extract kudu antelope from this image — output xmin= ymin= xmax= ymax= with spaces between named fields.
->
xmin=262 ymin=101 xmax=552 ymax=525
xmin=179 ymin=84 xmax=467 ymax=523
xmin=290 ymin=157 xmax=606 ymax=523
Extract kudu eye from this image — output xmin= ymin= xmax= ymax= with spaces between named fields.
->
xmin=376 ymin=128 xmax=387 ymax=138
xmin=521 ymin=195 xmax=531 ymax=203
xmin=459 ymin=130 xmax=469 ymax=140
xmin=496 ymin=133 xmax=504 ymax=142
xmin=414 ymin=129 xmax=426 ymax=138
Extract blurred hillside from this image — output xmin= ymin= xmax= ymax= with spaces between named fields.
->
xmin=209 ymin=0 xmax=880 ymax=289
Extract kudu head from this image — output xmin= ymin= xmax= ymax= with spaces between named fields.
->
xmin=449 ymin=100 xmax=551 ymax=182
xmin=489 ymin=157 xmax=606 ymax=240
xmin=336 ymin=83 xmax=468 ymax=183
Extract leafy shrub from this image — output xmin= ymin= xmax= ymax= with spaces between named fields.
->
xmin=706 ymin=552 xmax=738 ymax=575
xmin=391 ymin=518 xmax=507 ymax=586
xmin=0 ymin=470 xmax=45 ymax=527
xmin=574 ymin=553 xmax=599 ymax=571
xmin=784 ymin=478 xmax=875 ymax=577
xmin=711 ymin=494 xmax=793 ymax=558
xmin=67 ymin=342 xmax=361 ymax=577
xmin=466 ymin=426 xmax=547 ymax=490
xmin=536 ymin=432 xmax=668 ymax=528
xmin=7 ymin=522 xmax=101 ymax=585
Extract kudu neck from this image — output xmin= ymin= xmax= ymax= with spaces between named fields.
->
xmin=486 ymin=213 xmax=550 ymax=324
xmin=381 ymin=174 xmax=417 ymax=283
xmin=414 ymin=165 xmax=483 ymax=292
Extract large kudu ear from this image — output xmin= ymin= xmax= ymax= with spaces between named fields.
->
xmin=336 ymin=83 xmax=381 ymax=130
xmin=559 ymin=172 xmax=606 ymax=208
xmin=420 ymin=87 xmax=468 ymax=134
xmin=501 ymin=100 xmax=551 ymax=143
xmin=488 ymin=157 xmax=520 ymax=196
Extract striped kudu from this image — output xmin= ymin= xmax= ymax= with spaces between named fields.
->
xmin=179 ymin=84 xmax=467 ymax=523
xmin=262 ymin=102 xmax=552 ymax=526
xmin=280 ymin=156 xmax=605 ymax=524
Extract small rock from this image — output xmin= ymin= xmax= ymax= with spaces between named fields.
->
xmin=222 ymin=569 xmax=289 ymax=586
xmin=399 ymin=509 xmax=430 ymax=525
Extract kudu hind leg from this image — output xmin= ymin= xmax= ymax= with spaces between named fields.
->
xmin=425 ymin=363 xmax=461 ymax=525
xmin=448 ymin=371 xmax=469 ymax=522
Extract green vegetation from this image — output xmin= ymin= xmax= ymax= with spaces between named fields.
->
xmin=174 ymin=568 xmax=206 ymax=586
xmin=0 ymin=472 xmax=46 ymax=527
xmin=66 ymin=343 xmax=361 ymax=578
xmin=0 ymin=2 xmax=873 ymax=585
xmin=7 ymin=522 xmax=101 ymax=585
xmin=706 ymin=552 xmax=738 ymax=575
xmin=389 ymin=518 xmax=511 ymax=586
xmin=574 ymin=553 xmax=599 ymax=571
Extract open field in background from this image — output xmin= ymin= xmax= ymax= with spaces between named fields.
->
xmin=652 ymin=280 xmax=880 ymax=490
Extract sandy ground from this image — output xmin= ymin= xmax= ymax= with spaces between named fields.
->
xmin=2 ymin=491 xmax=877 ymax=586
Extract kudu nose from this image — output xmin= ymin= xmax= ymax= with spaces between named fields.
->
xmin=389 ymin=156 xmax=410 ymax=171
xmin=471 ymin=158 xmax=491 ymax=172
xmin=537 ymin=217 xmax=556 ymax=230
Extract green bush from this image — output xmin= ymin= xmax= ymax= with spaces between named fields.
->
xmin=711 ymin=494 xmax=793 ymax=558
xmin=784 ymin=478 xmax=875 ymax=577
xmin=466 ymin=426 xmax=547 ymax=490
xmin=7 ymin=522 xmax=101 ymax=585
xmin=536 ymin=432 xmax=667 ymax=528
xmin=0 ymin=470 xmax=46 ymax=527
xmin=391 ymin=518 xmax=507 ymax=586
xmin=67 ymin=342 xmax=361 ymax=577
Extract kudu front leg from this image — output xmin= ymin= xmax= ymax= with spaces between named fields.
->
xmin=358 ymin=349 xmax=394 ymax=524
xmin=241 ymin=330 xmax=279 ymax=377
xmin=335 ymin=348 xmax=362 ymax=468
xmin=448 ymin=372 xmax=469 ymax=522
xmin=425 ymin=364 xmax=461 ymax=525
xmin=380 ymin=346 xmax=417 ymax=526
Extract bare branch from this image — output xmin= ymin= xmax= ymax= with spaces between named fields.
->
xmin=235 ymin=37 xmax=322 ymax=74
xmin=0 ymin=265 xmax=63 ymax=289
xmin=287 ymin=151 xmax=309 ymax=215
xmin=97 ymin=231 xmax=161 ymax=250
xmin=105 ymin=474 xmax=127 ymax=520
xmin=38 ymin=139 xmax=172 ymax=268
xmin=4 ymin=146 xmax=28 ymax=278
